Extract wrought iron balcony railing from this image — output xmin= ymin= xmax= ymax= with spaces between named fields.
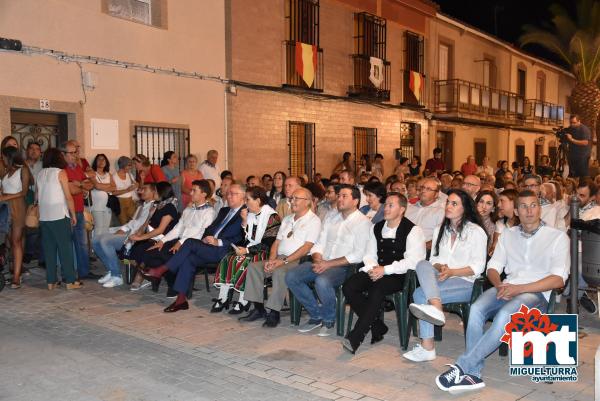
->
xmin=348 ymin=54 xmax=390 ymax=101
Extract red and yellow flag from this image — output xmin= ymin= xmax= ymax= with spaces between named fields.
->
xmin=409 ymin=70 xmax=423 ymax=102
xmin=295 ymin=42 xmax=317 ymax=87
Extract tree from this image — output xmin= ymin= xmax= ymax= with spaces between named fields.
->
xmin=520 ymin=0 xmax=600 ymax=156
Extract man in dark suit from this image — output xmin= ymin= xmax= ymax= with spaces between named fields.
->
xmin=142 ymin=184 xmax=246 ymax=312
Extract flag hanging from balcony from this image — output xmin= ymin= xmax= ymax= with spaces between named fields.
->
xmin=409 ymin=70 xmax=423 ymax=102
xmin=295 ymin=42 xmax=317 ymax=87
xmin=369 ymin=57 xmax=384 ymax=88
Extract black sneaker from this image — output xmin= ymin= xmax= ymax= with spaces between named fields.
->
xmin=262 ymin=310 xmax=280 ymax=328
xmin=435 ymin=364 xmax=485 ymax=394
xmin=580 ymin=293 xmax=598 ymax=314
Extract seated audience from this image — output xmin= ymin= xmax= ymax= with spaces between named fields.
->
xmin=405 ymin=177 xmax=445 ymax=251
xmin=475 ymin=190 xmax=498 ymax=256
xmin=359 ymin=181 xmax=386 ymax=224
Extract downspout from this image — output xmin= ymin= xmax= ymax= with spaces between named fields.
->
xmin=224 ymin=89 xmax=229 ymax=170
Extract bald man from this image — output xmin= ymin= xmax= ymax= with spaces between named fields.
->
xmin=276 ymin=176 xmax=302 ymax=218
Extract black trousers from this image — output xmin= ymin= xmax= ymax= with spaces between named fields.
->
xmin=343 ymin=271 xmax=405 ymax=342
xmin=569 ymin=154 xmax=590 ymax=178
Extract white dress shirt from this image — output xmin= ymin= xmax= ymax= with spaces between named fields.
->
xmin=276 ymin=210 xmax=322 ymax=257
xmin=161 ymin=203 xmax=215 ymax=245
xmin=199 ymin=161 xmax=220 ymax=187
xmin=361 ymin=221 xmax=426 ymax=275
xmin=405 ymin=201 xmax=445 ymax=242
xmin=117 ymin=201 xmax=153 ymax=234
xmin=429 ymin=221 xmax=488 ymax=282
xmin=488 ymin=225 xmax=570 ymax=301
xmin=541 ymin=201 xmax=558 ymax=228
xmin=310 ymin=209 xmax=372 ymax=264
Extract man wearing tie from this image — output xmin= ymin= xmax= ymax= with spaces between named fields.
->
xmin=142 ymin=184 xmax=246 ymax=312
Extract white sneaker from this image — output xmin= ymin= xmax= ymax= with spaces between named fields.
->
xmin=409 ymin=303 xmax=446 ymax=326
xmin=98 ymin=272 xmax=111 ymax=284
xmin=403 ymin=343 xmax=436 ymax=362
xmin=130 ymin=280 xmax=151 ymax=292
xmin=103 ymin=276 xmax=124 ymax=288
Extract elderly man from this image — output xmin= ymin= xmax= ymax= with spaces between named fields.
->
xmin=62 ymin=141 xmax=96 ymax=279
xmin=342 ymin=192 xmax=426 ymax=353
xmin=476 ymin=157 xmax=494 ymax=176
xmin=405 ymin=177 xmax=445 ymax=251
xmin=435 ymin=190 xmax=569 ymax=394
xmin=241 ymin=187 xmax=322 ymax=327
xmin=285 ymin=185 xmax=372 ymax=337
xmin=523 ymin=174 xmax=558 ymax=228
xmin=199 ymin=150 xmax=221 ymax=187
xmin=461 ymin=175 xmax=481 ymax=199
xmin=276 ymin=176 xmax=302 ymax=218
xmin=461 ymin=156 xmax=478 ymax=176
xmin=142 ymin=184 xmax=245 ymax=313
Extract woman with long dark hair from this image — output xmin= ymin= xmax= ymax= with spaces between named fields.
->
xmin=403 ymin=189 xmax=487 ymax=362
xmin=269 ymin=171 xmax=286 ymax=204
xmin=1 ymin=146 xmax=31 ymax=288
xmin=90 ymin=153 xmax=116 ymax=237
xmin=475 ymin=190 xmax=499 ymax=255
xmin=161 ymin=151 xmax=181 ymax=211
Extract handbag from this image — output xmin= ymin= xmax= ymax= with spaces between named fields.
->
xmin=107 ymin=194 xmax=121 ymax=215
xmin=25 ymin=204 xmax=39 ymax=228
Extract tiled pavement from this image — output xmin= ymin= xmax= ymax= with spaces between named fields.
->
xmin=0 ymin=264 xmax=597 ymax=401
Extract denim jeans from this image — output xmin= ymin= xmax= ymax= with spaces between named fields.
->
xmin=72 ymin=211 xmax=90 ymax=277
xmin=413 ymin=260 xmax=474 ymax=339
xmin=456 ymin=287 xmax=547 ymax=378
xmin=91 ymin=210 xmax=112 ymax=238
xmin=285 ymin=261 xmax=349 ymax=325
xmin=92 ymin=232 xmax=126 ymax=276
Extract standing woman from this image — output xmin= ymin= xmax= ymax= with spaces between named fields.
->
xmin=409 ymin=156 xmax=422 ymax=177
xmin=161 ymin=151 xmax=182 ymax=211
xmin=90 ymin=154 xmax=116 ymax=237
xmin=269 ymin=171 xmax=286 ymax=205
xmin=475 ymin=190 xmax=499 ymax=256
xmin=112 ymin=156 xmax=138 ymax=225
xmin=36 ymin=148 xmax=81 ymax=290
xmin=180 ymin=154 xmax=203 ymax=208
xmin=213 ymin=186 xmax=281 ymax=314
xmin=522 ymin=157 xmax=534 ymax=175
xmin=1 ymin=146 xmax=31 ymax=288
xmin=403 ymin=189 xmax=487 ymax=362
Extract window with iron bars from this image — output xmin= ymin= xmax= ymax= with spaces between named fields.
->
xmin=134 ymin=125 xmax=190 ymax=171
xmin=353 ymin=127 xmax=377 ymax=172
xmin=349 ymin=13 xmax=390 ymax=100
xmin=288 ymin=122 xmax=315 ymax=180
xmin=284 ymin=0 xmax=323 ymax=91
xmin=403 ymin=31 xmax=425 ymax=106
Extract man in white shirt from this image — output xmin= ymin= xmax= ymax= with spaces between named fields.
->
xmin=435 ymin=190 xmax=569 ymax=394
xmin=339 ymin=170 xmax=368 ymax=208
xmin=476 ymin=157 xmax=494 ymax=176
xmin=92 ymin=184 xmax=155 ymax=288
xmin=199 ymin=150 xmax=221 ymax=187
xmin=214 ymin=176 xmax=232 ymax=215
xmin=461 ymin=175 xmax=481 ymax=199
xmin=317 ymin=184 xmax=339 ymax=222
xmin=241 ymin=187 xmax=321 ymax=327
xmin=523 ymin=174 xmax=558 ymax=228
xmin=285 ymin=185 xmax=372 ymax=337
xmin=145 ymin=179 xmax=215 ymax=266
xmin=405 ymin=177 xmax=445 ymax=251
xmin=342 ymin=192 xmax=426 ymax=354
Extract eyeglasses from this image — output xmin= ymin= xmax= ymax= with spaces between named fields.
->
xmin=290 ymin=196 xmax=309 ymax=202
xmin=417 ymin=186 xmax=437 ymax=192
xmin=524 ymin=184 xmax=540 ymax=189
xmin=518 ymin=203 xmax=539 ymax=210
xmin=62 ymin=151 xmax=77 ymax=155
xmin=227 ymin=192 xmax=244 ymax=196
xmin=462 ymin=182 xmax=479 ymax=187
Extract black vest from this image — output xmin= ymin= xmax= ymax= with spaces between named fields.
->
xmin=374 ymin=218 xmax=415 ymax=266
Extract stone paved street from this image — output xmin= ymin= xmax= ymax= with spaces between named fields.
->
xmin=0 ymin=265 xmax=597 ymax=401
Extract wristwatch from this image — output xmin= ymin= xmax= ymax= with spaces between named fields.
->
xmin=283 ymin=257 xmax=289 ymax=265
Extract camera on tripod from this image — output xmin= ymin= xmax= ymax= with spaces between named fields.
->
xmin=553 ymin=126 xmax=569 ymax=144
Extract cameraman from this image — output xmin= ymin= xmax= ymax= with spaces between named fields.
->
xmin=565 ymin=114 xmax=591 ymax=178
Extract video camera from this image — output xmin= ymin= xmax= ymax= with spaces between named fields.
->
xmin=553 ymin=126 xmax=569 ymax=144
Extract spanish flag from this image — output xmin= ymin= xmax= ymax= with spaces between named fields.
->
xmin=295 ymin=42 xmax=317 ymax=88
xmin=409 ymin=70 xmax=423 ymax=102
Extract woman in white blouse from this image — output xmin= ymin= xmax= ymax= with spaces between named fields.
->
xmin=403 ymin=189 xmax=488 ymax=362
xmin=112 ymin=156 xmax=138 ymax=225
xmin=90 ymin=154 xmax=116 ymax=237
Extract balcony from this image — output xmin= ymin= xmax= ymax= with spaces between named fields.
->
xmin=524 ymin=100 xmax=565 ymax=126
xmin=401 ymin=70 xmax=426 ymax=108
xmin=283 ymin=40 xmax=324 ymax=92
xmin=348 ymin=54 xmax=391 ymax=101
xmin=434 ymin=79 xmax=526 ymax=125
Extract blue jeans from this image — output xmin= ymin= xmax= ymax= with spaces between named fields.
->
xmin=72 ymin=211 xmax=89 ymax=277
xmin=285 ymin=261 xmax=349 ymax=325
xmin=413 ymin=260 xmax=474 ymax=339
xmin=92 ymin=232 xmax=126 ymax=276
xmin=456 ymin=287 xmax=547 ymax=378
